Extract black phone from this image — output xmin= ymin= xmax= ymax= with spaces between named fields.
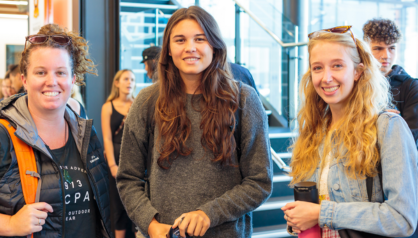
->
xmin=166 ymin=227 xmax=192 ymax=238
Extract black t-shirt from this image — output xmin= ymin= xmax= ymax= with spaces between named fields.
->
xmin=47 ymin=126 xmax=98 ymax=237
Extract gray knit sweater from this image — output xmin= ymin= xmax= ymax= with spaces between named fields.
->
xmin=117 ymin=83 xmax=272 ymax=237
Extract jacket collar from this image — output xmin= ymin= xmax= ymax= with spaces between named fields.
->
xmin=0 ymin=94 xmax=89 ymax=158
xmin=387 ymin=65 xmax=411 ymax=82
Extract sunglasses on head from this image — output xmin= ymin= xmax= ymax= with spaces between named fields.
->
xmin=24 ymin=34 xmax=71 ymax=51
xmin=308 ymin=25 xmax=356 ymax=45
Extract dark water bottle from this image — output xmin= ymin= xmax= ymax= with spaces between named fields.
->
xmin=293 ymin=182 xmax=321 ymax=238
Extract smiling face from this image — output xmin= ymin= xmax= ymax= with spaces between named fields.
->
xmin=369 ymin=41 xmax=397 ymax=76
xmin=116 ymin=71 xmax=135 ymax=96
xmin=169 ymin=19 xmax=213 ymax=82
xmin=23 ymin=47 xmax=75 ymax=114
xmin=2 ymin=78 xmax=11 ymax=98
xmin=310 ymin=42 xmax=361 ymax=113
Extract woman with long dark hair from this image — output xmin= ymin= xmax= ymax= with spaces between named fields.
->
xmin=117 ymin=6 xmax=272 ymax=238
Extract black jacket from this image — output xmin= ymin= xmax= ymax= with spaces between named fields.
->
xmin=0 ymin=94 xmax=113 ymax=238
xmin=388 ymin=65 xmax=418 ymax=148
xmin=229 ymin=63 xmax=259 ymax=95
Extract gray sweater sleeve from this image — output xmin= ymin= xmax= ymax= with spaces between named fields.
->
xmin=197 ymin=85 xmax=273 ymax=227
xmin=116 ymin=85 xmax=158 ymax=234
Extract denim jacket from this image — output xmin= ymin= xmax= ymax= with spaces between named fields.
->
xmin=308 ymin=112 xmax=418 ymax=237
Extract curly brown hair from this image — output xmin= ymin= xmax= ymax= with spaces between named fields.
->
xmin=363 ymin=18 xmax=401 ymax=45
xmin=19 ymin=24 xmax=97 ymax=85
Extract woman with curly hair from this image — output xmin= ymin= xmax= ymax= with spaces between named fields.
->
xmin=117 ymin=6 xmax=272 ymax=238
xmin=0 ymin=24 xmax=113 ymax=238
xmin=282 ymin=26 xmax=418 ymax=237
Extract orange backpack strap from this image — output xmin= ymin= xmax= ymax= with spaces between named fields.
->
xmin=0 ymin=119 xmax=40 ymax=238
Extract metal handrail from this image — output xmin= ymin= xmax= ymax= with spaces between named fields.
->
xmin=271 ymin=147 xmax=291 ymax=172
xmin=233 ymin=0 xmax=308 ymax=48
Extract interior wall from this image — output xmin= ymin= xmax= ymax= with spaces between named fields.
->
xmin=0 ymin=16 xmax=27 ymax=78
xmin=53 ymin=0 xmax=72 ymax=30
xmin=80 ymin=0 xmax=119 ymax=144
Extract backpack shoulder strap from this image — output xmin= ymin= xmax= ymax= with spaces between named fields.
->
xmin=366 ymin=113 xmax=385 ymax=202
xmin=234 ymin=81 xmax=243 ymax=161
xmin=145 ymin=92 xmax=159 ymax=178
xmin=366 ymin=162 xmax=383 ymax=202
xmin=0 ymin=119 xmax=40 ymax=205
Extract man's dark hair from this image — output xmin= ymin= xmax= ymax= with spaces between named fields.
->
xmin=8 ymin=64 xmax=20 ymax=77
xmin=363 ymin=18 xmax=402 ymax=45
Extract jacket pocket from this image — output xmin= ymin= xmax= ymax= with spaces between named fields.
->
xmin=327 ymin=162 xmax=346 ymax=202
xmin=332 ymin=162 xmax=366 ymax=202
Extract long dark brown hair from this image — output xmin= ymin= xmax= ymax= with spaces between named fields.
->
xmin=155 ymin=6 xmax=239 ymax=169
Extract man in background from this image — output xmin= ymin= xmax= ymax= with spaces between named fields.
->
xmin=9 ymin=64 xmax=24 ymax=94
xmin=363 ymin=19 xmax=418 ymax=149
xmin=141 ymin=46 xmax=161 ymax=82
xmin=364 ymin=18 xmax=418 ymax=238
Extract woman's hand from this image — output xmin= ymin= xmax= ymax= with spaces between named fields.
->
xmin=8 ymin=202 xmax=53 ymax=236
xmin=148 ymin=218 xmax=171 ymax=238
xmin=110 ymin=165 xmax=118 ymax=178
xmin=386 ymin=109 xmax=400 ymax=114
xmin=172 ymin=210 xmax=210 ymax=237
xmin=282 ymin=201 xmax=320 ymax=232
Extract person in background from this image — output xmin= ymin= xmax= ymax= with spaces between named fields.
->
xmin=71 ymin=84 xmax=85 ymax=107
xmin=141 ymin=46 xmax=161 ymax=82
xmin=363 ymin=18 xmax=418 ymax=149
xmin=0 ymin=79 xmax=3 ymax=99
xmin=117 ymin=6 xmax=272 ymax=238
xmin=283 ymin=26 xmax=417 ymax=237
xmin=8 ymin=64 xmax=24 ymax=94
xmin=101 ymin=69 xmax=136 ymax=238
xmin=0 ymin=24 xmax=113 ymax=238
xmin=1 ymin=78 xmax=11 ymax=100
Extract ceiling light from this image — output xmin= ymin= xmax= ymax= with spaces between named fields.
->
xmin=0 ymin=1 xmax=28 ymax=5
xmin=0 ymin=13 xmax=28 ymax=18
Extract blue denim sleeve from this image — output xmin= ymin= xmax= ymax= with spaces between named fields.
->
xmin=318 ymin=113 xmax=418 ymax=237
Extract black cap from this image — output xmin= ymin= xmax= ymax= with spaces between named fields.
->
xmin=141 ymin=46 xmax=161 ymax=63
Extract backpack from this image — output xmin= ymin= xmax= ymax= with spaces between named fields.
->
xmin=144 ymin=81 xmax=243 ymax=180
xmin=0 ymin=119 xmax=40 ymax=238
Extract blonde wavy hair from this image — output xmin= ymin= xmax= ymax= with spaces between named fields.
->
xmin=106 ymin=69 xmax=135 ymax=102
xmin=290 ymin=31 xmax=391 ymax=184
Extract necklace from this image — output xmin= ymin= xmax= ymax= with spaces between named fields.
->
xmin=41 ymin=121 xmax=72 ymax=184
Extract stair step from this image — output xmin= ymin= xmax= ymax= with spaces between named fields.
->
xmin=272 ymin=180 xmax=293 ymax=197
xmin=272 ymin=175 xmax=293 ymax=198
xmin=273 ymin=175 xmax=291 ymax=183
xmin=255 ymin=196 xmax=293 ymax=212
xmin=253 ymin=225 xmax=292 ymax=238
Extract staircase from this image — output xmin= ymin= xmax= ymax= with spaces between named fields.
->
xmin=253 ymin=127 xmax=296 ymax=238
xmin=120 ymin=0 xmax=179 ymax=91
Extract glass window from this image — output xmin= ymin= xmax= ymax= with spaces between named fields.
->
xmin=309 ymin=0 xmax=418 ymax=76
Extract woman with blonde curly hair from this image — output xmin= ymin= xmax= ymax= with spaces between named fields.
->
xmin=0 ymin=24 xmax=112 ymax=238
xmin=282 ymin=26 xmax=418 ymax=237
